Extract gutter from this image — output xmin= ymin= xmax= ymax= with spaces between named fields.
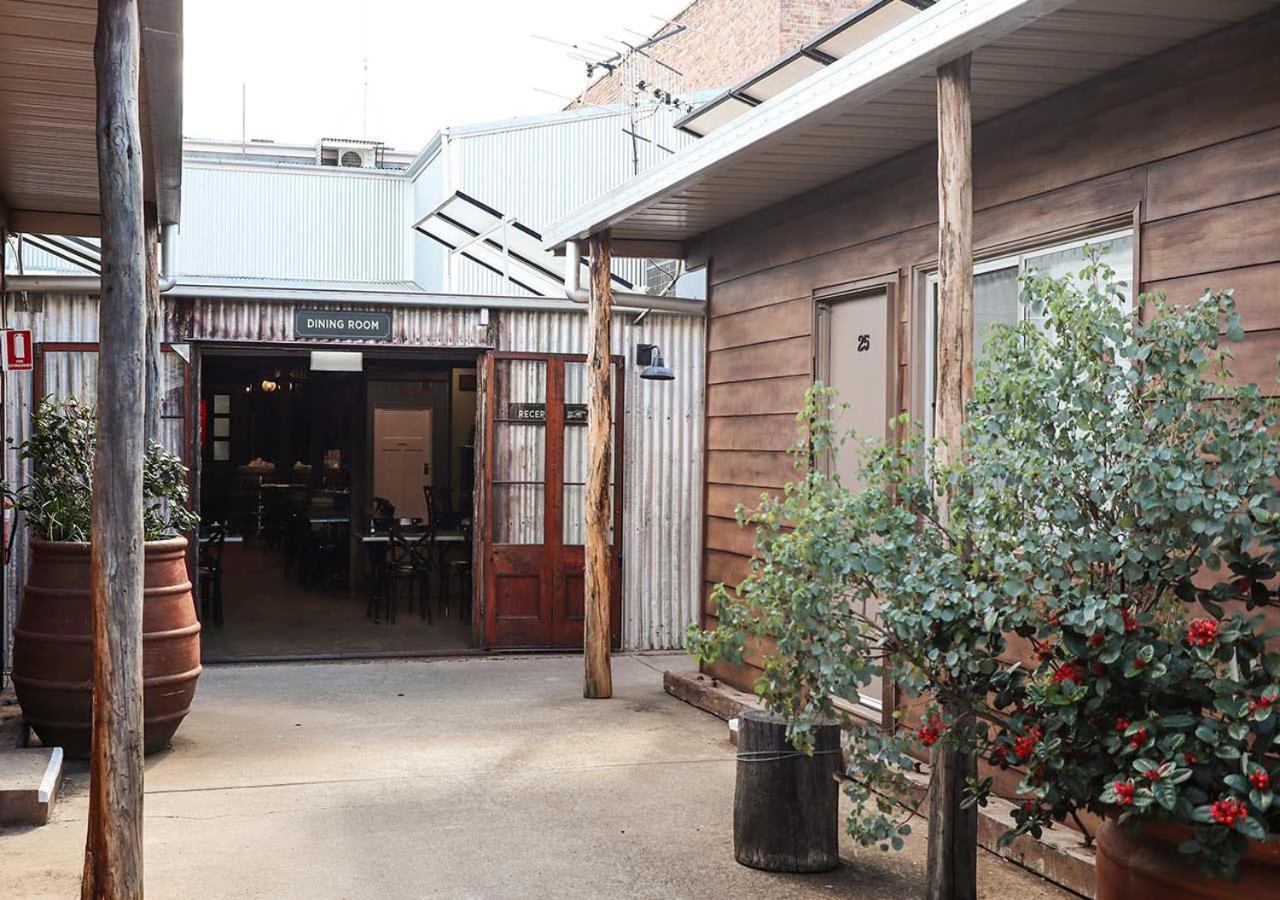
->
xmin=562 ymin=239 xmax=704 ymax=315
xmin=6 ymin=224 xmax=180 ymax=293
xmin=3 ymin=272 xmax=703 ymax=319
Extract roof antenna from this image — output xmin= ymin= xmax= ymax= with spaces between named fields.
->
xmin=361 ymin=0 xmax=370 ymax=139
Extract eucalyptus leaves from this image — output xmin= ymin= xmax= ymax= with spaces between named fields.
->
xmin=4 ymin=397 xmax=198 ymax=542
xmin=690 ymin=249 xmax=1280 ymax=878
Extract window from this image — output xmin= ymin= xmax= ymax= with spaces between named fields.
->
xmin=923 ymin=229 xmax=1134 ymax=441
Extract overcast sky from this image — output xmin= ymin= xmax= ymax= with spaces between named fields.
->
xmin=184 ymin=0 xmax=688 ymax=153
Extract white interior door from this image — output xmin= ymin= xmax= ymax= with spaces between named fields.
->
xmin=374 ymin=407 xmax=432 ymax=520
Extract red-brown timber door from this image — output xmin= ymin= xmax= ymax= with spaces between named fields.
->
xmin=481 ymin=353 xmax=623 ymax=649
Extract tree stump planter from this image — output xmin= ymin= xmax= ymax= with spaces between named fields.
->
xmin=1096 ymin=818 xmax=1280 ymax=900
xmin=734 ymin=710 xmax=842 ymax=873
xmin=11 ymin=537 xmax=202 ymax=758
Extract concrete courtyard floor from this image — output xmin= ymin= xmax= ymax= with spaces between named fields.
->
xmin=1 ymin=654 xmax=1073 ymax=899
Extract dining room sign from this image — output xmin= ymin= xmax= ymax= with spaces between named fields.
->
xmin=293 ymin=309 xmax=393 ymax=341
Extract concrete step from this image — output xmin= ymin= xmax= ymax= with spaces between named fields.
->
xmin=0 ymin=746 xmax=64 ymax=826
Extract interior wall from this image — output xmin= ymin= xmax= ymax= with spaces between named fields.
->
xmin=450 ymin=368 xmax=478 ymax=505
xmin=694 ymin=14 xmax=1280 ymax=693
xmin=366 ymin=376 xmax=452 ymax=520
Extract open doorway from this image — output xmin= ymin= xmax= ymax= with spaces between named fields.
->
xmin=195 ymin=348 xmax=479 ymax=661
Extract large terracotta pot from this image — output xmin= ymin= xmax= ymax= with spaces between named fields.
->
xmin=1096 ymin=818 xmax=1280 ymax=900
xmin=11 ymin=537 xmax=202 ymax=758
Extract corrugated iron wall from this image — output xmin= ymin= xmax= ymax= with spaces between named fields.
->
xmin=176 ymin=165 xmax=410 ymax=282
xmin=0 ymin=294 xmax=189 ymax=666
xmin=498 ymin=309 xmax=705 ymax=651
xmin=173 ymin=297 xmax=492 ymax=348
xmin=1 ymin=294 xmax=703 ymax=660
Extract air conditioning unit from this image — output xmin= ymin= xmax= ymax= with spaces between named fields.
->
xmin=338 ymin=147 xmax=374 ymax=168
xmin=315 ymin=139 xmax=380 ymax=168
xmin=644 ymin=258 xmax=682 ymax=294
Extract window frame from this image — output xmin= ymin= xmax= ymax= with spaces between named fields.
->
xmin=921 ymin=226 xmax=1136 ymax=444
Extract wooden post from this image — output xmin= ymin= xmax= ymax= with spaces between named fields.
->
xmin=143 ymin=214 xmax=160 ymax=447
xmin=84 ymin=1 xmax=148 ymax=897
xmin=143 ymin=211 xmax=161 ymax=447
xmin=928 ymin=54 xmax=978 ymax=900
xmin=583 ymin=231 xmax=614 ymax=699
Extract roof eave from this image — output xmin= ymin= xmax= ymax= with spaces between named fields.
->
xmin=541 ymin=0 xmax=1072 ymax=252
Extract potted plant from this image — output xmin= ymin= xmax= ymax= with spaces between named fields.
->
xmin=7 ymin=397 xmax=202 ymax=758
xmin=968 ymin=263 xmax=1280 ymax=896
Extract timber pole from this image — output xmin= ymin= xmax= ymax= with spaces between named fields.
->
xmin=583 ymin=231 xmax=614 ymax=699
xmin=85 ymin=0 xmax=148 ymax=897
xmin=927 ymin=53 xmax=977 ymax=900
xmin=143 ymin=210 xmax=160 ymax=447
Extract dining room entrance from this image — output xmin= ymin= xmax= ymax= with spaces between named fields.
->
xmin=194 ymin=346 xmax=480 ymax=662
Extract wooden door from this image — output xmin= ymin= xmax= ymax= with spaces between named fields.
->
xmin=482 ymin=353 xmax=623 ymax=649
xmin=816 ymin=286 xmax=894 ymax=720
xmin=373 ymin=407 xmax=432 ymax=520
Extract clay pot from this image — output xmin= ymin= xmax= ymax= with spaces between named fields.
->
xmin=11 ymin=537 xmax=202 ymax=758
xmin=1096 ymin=818 xmax=1280 ymax=899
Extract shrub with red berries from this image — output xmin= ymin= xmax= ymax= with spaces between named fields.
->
xmin=1186 ymin=617 xmax=1220 ymax=648
xmin=691 ymin=261 xmax=1280 ymax=882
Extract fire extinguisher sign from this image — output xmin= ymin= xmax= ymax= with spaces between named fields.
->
xmin=3 ymin=329 xmax=33 ymax=372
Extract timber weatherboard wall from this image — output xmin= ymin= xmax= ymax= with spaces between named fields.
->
xmin=695 ymin=12 xmax=1280 ymax=692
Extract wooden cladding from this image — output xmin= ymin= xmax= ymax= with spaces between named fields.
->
xmin=697 ymin=15 xmax=1280 ymax=694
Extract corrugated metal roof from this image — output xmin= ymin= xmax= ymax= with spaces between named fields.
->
xmin=544 ymin=0 xmax=1280 ymax=249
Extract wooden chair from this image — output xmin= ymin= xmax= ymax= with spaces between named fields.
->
xmin=198 ymin=523 xmax=227 ymax=626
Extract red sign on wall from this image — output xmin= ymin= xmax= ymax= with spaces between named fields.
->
xmin=3 ymin=329 xmax=33 ymax=372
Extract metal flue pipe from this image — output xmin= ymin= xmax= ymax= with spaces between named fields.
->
xmin=563 ymin=239 xmax=704 ymax=315
xmin=4 ymin=223 xmax=180 ymax=293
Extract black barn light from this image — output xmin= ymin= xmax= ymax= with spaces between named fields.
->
xmin=636 ymin=343 xmax=674 ymax=382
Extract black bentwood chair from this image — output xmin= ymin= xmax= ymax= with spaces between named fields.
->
xmin=385 ymin=525 xmax=433 ymax=624
xmin=198 ymin=522 xmax=227 ymax=626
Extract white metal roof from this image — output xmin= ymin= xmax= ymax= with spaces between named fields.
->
xmin=544 ymin=0 xmax=1279 ymax=253
xmin=414 ymin=191 xmax=634 ymax=298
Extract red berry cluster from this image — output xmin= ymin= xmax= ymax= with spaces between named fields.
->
xmin=1143 ymin=768 xmax=1163 ymax=782
xmin=1051 ymin=661 xmax=1085 ymax=685
xmin=1014 ymin=726 xmax=1044 ymax=761
xmin=1113 ymin=781 xmax=1136 ymax=806
xmin=1209 ymin=798 xmax=1249 ymax=828
xmin=1121 ymin=608 xmax=1138 ymax=633
xmin=1186 ymin=617 xmax=1220 ymax=648
xmin=1129 ymin=728 xmax=1148 ymax=750
xmin=917 ymin=715 xmax=945 ymax=748
xmin=1250 ymin=694 xmax=1275 ymax=716
xmin=1250 ymin=770 xmax=1271 ymax=791
xmin=1114 ymin=717 xmax=1130 ymax=733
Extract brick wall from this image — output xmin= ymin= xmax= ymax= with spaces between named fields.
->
xmin=575 ymin=0 xmax=875 ymax=108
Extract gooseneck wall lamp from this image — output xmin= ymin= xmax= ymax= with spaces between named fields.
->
xmin=636 ymin=343 xmax=675 ymax=382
